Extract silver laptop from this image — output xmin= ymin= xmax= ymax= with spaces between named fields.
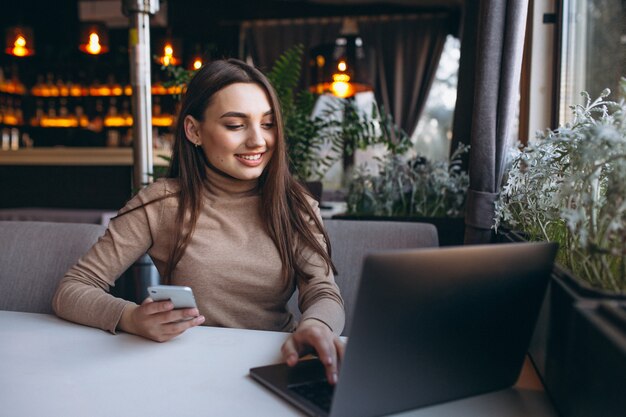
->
xmin=250 ymin=242 xmax=557 ymax=417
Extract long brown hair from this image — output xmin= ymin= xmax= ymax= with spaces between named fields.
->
xmin=160 ymin=58 xmax=334 ymax=284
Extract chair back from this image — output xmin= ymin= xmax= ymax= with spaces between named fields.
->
xmin=0 ymin=221 xmax=106 ymax=314
xmin=289 ymin=219 xmax=439 ymax=335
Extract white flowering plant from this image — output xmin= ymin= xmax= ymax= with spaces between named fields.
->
xmin=495 ymin=84 xmax=626 ymax=293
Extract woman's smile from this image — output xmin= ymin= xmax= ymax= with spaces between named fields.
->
xmin=235 ymin=152 xmax=265 ymax=166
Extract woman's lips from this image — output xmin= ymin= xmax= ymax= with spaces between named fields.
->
xmin=235 ymin=152 xmax=264 ymax=167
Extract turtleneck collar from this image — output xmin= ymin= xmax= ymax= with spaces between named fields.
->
xmin=203 ymin=163 xmax=260 ymax=197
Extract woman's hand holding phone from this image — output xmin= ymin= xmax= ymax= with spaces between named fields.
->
xmin=118 ymin=286 xmax=205 ymax=342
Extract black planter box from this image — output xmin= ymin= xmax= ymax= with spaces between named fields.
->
xmin=331 ymin=214 xmax=465 ymax=246
xmin=556 ymin=301 xmax=626 ymax=417
xmin=498 ymin=230 xmax=626 ymax=417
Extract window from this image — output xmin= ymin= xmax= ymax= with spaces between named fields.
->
xmin=559 ymin=0 xmax=624 ymax=124
xmin=411 ymin=35 xmax=460 ymax=162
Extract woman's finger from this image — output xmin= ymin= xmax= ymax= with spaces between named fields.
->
xmin=281 ymin=336 xmax=300 ymax=366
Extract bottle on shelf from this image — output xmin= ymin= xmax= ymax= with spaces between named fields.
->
xmin=1 ymin=128 xmax=10 ymax=150
xmin=46 ymin=72 xmax=59 ymax=97
xmin=108 ymin=74 xmax=123 ymax=96
xmin=14 ymin=99 xmax=23 ymax=125
xmin=31 ymin=74 xmax=44 ymax=96
xmin=105 ymin=97 xmax=126 ymax=127
xmin=47 ymin=99 xmax=57 ymax=118
xmin=10 ymin=127 xmax=19 ymax=150
xmin=75 ymin=105 xmax=88 ymax=127
xmin=153 ymin=96 xmax=161 ymax=116
xmin=121 ymin=99 xmax=132 ymax=126
xmin=2 ymin=97 xmax=19 ymax=126
xmin=32 ymin=99 xmax=44 ymax=126
xmin=57 ymin=75 xmax=69 ymax=97
xmin=0 ymin=66 xmax=26 ymax=95
xmin=70 ymin=77 xmax=83 ymax=97
xmin=59 ymin=98 xmax=69 ymax=118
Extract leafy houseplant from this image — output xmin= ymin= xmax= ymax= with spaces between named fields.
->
xmin=265 ymin=46 xmax=413 ymax=183
xmin=495 ymin=85 xmax=626 ymax=417
xmin=264 ymin=45 xmax=344 ymax=181
xmin=495 ymin=87 xmax=626 ymax=293
xmin=336 ymin=142 xmax=469 ymax=247
xmin=346 ymin=144 xmax=469 ymax=218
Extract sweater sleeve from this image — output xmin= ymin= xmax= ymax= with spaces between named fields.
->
xmin=52 ymin=180 xmax=169 ymax=333
xmin=296 ymin=198 xmax=345 ymax=335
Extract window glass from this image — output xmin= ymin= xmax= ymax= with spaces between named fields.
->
xmin=412 ymin=35 xmax=460 ymax=162
xmin=559 ymin=0 xmax=624 ymax=124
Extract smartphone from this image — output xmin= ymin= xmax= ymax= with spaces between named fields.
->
xmin=147 ymin=285 xmax=197 ymax=309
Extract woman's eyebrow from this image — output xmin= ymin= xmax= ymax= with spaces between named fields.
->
xmin=219 ymin=110 xmax=274 ymax=119
xmin=220 ymin=111 xmax=248 ymax=119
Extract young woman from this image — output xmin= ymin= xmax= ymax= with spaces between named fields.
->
xmin=53 ymin=59 xmax=345 ymax=384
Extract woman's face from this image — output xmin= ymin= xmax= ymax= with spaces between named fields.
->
xmin=184 ymin=82 xmax=276 ymax=181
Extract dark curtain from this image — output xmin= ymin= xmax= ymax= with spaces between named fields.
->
xmin=450 ymin=0 xmax=529 ymax=244
xmin=240 ymin=19 xmax=343 ymax=89
xmin=241 ymin=14 xmax=458 ymax=135
xmin=359 ymin=14 xmax=456 ymax=135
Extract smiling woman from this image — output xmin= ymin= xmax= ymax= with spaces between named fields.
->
xmin=183 ymin=83 xmax=276 ymax=181
xmin=52 ymin=59 xmax=346 ymax=386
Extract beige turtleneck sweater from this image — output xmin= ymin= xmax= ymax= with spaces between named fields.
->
xmin=52 ymin=167 xmax=345 ymax=335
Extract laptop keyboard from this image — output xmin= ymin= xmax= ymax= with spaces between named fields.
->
xmin=289 ymin=380 xmax=335 ymax=412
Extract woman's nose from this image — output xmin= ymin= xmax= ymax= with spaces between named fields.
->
xmin=245 ymin=126 xmax=266 ymax=148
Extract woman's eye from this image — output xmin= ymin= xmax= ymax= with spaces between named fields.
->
xmin=262 ymin=122 xmax=275 ymax=129
xmin=226 ymin=124 xmax=244 ymax=130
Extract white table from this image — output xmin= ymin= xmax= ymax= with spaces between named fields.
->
xmin=0 ymin=311 xmax=558 ymax=417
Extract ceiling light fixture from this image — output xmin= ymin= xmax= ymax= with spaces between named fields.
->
xmin=79 ymin=22 xmax=109 ymax=55
xmin=5 ymin=26 xmax=35 ymax=57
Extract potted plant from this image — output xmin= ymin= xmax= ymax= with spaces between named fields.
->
xmin=495 ymin=85 xmax=626 ymax=417
xmin=336 ymin=143 xmax=469 ymax=246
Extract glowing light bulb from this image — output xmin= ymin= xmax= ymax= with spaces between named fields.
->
xmin=338 ymin=60 xmax=347 ymax=72
xmin=316 ymin=55 xmax=325 ymax=67
xmin=160 ymin=44 xmax=176 ymax=66
xmin=12 ymin=36 xmax=27 ymax=57
xmin=86 ymin=32 xmax=102 ymax=55
xmin=331 ymin=81 xmax=350 ymax=98
xmin=193 ymin=59 xmax=202 ymax=70
xmin=330 ymin=73 xmax=352 ymax=98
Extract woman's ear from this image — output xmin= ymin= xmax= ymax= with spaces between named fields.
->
xmin=184 ymin=115 xmax=201 ymax=146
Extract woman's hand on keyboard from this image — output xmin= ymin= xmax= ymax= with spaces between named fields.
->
xmin=281 ymin=319 xmax=345 ymax=385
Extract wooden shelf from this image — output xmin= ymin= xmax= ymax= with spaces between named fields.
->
xmin=0 ymin=148 xmax=171 ymax=166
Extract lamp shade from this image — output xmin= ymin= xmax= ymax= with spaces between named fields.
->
xmin=5 ymin=26 xmax=35 ymax=57
xmin=310 ymin=34 xmax=374 ymax=98
xmin=79 ymin=22 xmax=109 ymax=55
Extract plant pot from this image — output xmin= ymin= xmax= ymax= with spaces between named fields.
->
xmin=556 ymin=301 xmax=626 ymax=416
xmin=498 ymin=230 xmax=626 ymax=417
xmin=331 ymin=214 xmax=465 ymax=246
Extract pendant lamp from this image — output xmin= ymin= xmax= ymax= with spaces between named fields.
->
xmin=309 ymin=18 xmax=373 ymax=98
xmin=156 ymin=36 xmax=181 ymax=67
xmin=5 ymin=26 xmax=35 ymax=57
xmin=79 ymin=21 xmax=109 ymax=55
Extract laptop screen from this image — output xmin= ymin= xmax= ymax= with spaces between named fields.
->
xmin=251 ymin=242 xmax=558 ymax=417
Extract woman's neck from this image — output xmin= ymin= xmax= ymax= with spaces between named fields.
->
xmin=204 ymin=163 xmax=259 ymax=197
